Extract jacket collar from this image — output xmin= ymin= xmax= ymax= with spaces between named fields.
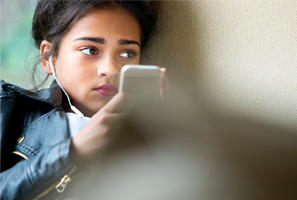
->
xmin=1 ymin=79 xmax=63 ymax=108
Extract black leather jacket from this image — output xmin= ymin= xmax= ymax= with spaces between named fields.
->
xmin=0 ymin=80 xmax=77 ymax=200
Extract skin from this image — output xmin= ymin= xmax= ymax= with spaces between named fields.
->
xmin=40 ymin=4 xmax=169 ymax=165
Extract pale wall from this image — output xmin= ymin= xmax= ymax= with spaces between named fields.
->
xmin=143 ymin=0 xmax=297 ymax=131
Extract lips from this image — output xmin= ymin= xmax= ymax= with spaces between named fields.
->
xmin=96 ymin=84 xmax=118 ymax=96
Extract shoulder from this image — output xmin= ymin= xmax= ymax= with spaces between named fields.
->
xmin=0 ymin=79 xmax=63 ymax=109
xmin=0 ymin=79 xmax=21 ymax=98
xmin=0 ymin=79 xmax=37 ymax=101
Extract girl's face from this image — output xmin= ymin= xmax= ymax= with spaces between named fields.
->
xmin=49 ymin=5 xmax=141 ymax=117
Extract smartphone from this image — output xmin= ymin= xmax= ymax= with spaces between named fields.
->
xmin=119 ymin=65 xmax=161 ymax=102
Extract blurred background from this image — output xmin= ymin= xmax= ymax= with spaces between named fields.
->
xmin=1 ymin=0 xmax=52 ymax=89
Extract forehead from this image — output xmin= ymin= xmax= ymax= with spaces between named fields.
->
xmin=63 ymin=5 xmax=141 ymax=43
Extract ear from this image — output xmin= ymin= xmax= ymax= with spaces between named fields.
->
xmin=40 ymin=40 xmax=54 ymax=75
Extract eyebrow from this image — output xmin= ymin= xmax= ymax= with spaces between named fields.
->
xmin=74 ymin=37 xmax=140 ymax=47
xmin=74 ymin=37 xmax=105 ymax=44
xmin=119 ymin=39 xmax=140 ymax=47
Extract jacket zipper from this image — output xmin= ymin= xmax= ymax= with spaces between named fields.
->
xmin=33 ymin=166 xmax=77 ymax=200
xmin=55 ymin=169 xmax=86 ymax=200
xmin=55 ymin=174 xmax=73 ymax=193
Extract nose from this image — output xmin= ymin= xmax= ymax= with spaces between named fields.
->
xmin=97 ymin=56 xmax=120 ymax=79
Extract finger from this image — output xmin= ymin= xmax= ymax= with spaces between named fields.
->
xmin=96 ymin=112 xmax=126 ymax=127
xmin=101 ymin=92 xmax=135 ymax=113
xmin=160 ymin=68 xmax=171 ymax=103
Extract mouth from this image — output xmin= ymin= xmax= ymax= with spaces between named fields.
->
xmin=95 ymin=84 xmax=118 ymax=96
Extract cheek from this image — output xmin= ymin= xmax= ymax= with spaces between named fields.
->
xmin=55 ymin=60 xmax=92 ymax=90
xmin=67 ymin=58 xmax=96 ymax=79
xmin=71 ymin=68 xmax=95 ymax=90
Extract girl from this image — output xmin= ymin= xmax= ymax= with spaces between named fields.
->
xmin=0 ymin=0 xmax=167 ymax=199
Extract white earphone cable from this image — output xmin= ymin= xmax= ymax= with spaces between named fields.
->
xmin=49 ymin=55 xmax=84 ymax=117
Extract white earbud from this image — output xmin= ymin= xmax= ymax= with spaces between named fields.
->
xmin=49 ymin=55 xmax=84 ymax=117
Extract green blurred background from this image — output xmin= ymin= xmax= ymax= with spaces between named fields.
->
xmin=1 ymin=0 xmax=52 ymax=89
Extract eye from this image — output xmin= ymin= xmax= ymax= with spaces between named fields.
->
xmin=80 ymin=47 xmax=98 ymax=55
xmin=120 ymin=51 xmax=137 ymax=59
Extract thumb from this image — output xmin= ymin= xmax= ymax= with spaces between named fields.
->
xmin=101 ymin=92 xmax=134 ymax=113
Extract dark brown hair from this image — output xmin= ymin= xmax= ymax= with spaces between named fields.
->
xmin=31 ymin=0 xmax=159 ymax=89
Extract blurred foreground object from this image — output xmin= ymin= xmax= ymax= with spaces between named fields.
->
xmin=61 ymin=94 xmax=297 ymax=200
